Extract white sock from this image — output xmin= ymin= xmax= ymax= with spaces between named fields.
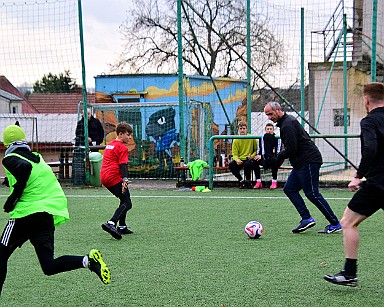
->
xmin=257 ymin=179 xmax=261 ymax=182
xmin=82 ymin=256 xmax=88 ymax=268
xmin=272 ymin=179 xmax=277 ymax=183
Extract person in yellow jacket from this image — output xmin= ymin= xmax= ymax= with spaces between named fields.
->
xmin=0 ymin=124 xmax=110 ymax=295
xmin=228 ymin=121 xmax=258 ymax=189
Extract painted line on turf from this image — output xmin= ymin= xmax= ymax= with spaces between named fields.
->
xmin=0 ymin=194 xmax=352 ymax=201
xmin=75 ymin=195 xmax=350 ymax=200
xmin=0 ymin=194 xmax=351 ymax=200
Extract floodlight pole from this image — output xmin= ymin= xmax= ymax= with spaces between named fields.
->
xmin=371 ymin=0 xmax=377 ymax=81
xmin=343 ymin=14 xmax=348 ymax=168
xmin=246 ymin=0 xmax=252 ymax=132
xmin=78 ymin=0 xmax=90 ymax=185
xmin=300 ymin=8 xmax=305 ymax=127
xmin=177 ymin=0 xmax=185 ymax=160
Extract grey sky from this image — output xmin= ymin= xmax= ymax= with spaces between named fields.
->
xmin=82 ymin=0 xmax=129 ymax=87
xmin=0 ymin=0 xmax=355 ymax=89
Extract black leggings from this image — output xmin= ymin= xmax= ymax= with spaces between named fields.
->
xmin=107 ymin=182 xmax=133 ymax=225
xmin=254 ymin=158 xmax=280 ymax=180
xmin=0 ymin=212 xmax=84 ymax=295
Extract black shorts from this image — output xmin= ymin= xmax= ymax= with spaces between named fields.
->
xmin=348 ymin=182 xmax=384 ymax=217
xmin=0 ymin=212 xmax=54 ymax=253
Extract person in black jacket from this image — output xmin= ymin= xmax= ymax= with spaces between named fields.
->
xmin=253 ymin=123 xmax=282 ymax=189
xmin=75 ymin=108 xmax=104 ymax=146
xmin=264 ymin=101 xmax=341 ymax=234
xmin=324 ymin=82 xmax=384 ymax=287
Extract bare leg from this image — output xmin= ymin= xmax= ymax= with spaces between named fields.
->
xmin=340 ymin=207 xmax=366 ymax=259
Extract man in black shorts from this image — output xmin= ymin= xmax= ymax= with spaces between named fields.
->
xmin=324 ymin=82 xmax=384 ymax=287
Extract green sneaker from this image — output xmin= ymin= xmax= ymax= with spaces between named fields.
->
xmin=88 ymin=249 xmax=111 ymax=285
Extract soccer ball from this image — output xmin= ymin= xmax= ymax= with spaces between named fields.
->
xmin=244 ymin=221 xmax=264 ymax=239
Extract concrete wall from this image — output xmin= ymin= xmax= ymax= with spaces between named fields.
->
xmin=308 ymin=62 xmax=370 ymax=170
xmin=361 ymin=0 xmax=384 ymax=64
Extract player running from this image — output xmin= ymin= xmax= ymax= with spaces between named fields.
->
xmin=0 ymin=124 xmax=110 ymax=295
xmin=100 ymin=122 xmax=134 ymax=239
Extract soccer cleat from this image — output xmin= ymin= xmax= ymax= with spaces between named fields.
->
xmin=292 ymin=217 xmax=316 ymax=233
xmin=320 ymin=222 xmax=342 ymax=234
xmin=239 ymin=180 xmax=246 ymax=189
xmin=324 ymin=271 xmax=358 ymax=287
xmin=253 ymin=181 xmax=262 ymax=189
xmin=88 ymin=249 xmax=111 ymax=285
xmin=245 ymin=180 xmax=253 ymax=189
xmin=102 ymin=221 xmax=122 ymax=240
xmin=270 ymin=181 xmax=278 ymax=189
xmin=118 ymin=226 xmax=134 ymax=234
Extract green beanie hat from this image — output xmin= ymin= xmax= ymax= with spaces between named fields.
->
xmin=2 ymin=125 xmax=26 ymax=147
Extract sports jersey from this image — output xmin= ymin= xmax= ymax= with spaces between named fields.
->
xmin=100 ymin=139 xmax=128 ymax=187
xmin=3 ymin=152 xmax=69 ymax=226
xmin=356 ymin=106 xmax=384 ymax=189
xmin=277 ymin=113 xmax=322 ymax=169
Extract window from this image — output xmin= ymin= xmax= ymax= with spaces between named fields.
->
xmin=333 ymin=108 xmax=350 ymax=126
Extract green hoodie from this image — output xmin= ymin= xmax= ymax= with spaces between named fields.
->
xmin=187 ymin=160 xmax=209 ymax=181
xmin=4 ymin=152 xmax=69 ymax=226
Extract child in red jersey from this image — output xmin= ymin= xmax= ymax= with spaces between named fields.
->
xmin=100 ymin=122 xmax=134 ymax=240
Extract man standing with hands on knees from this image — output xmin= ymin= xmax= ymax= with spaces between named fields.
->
xmin=324 ymin=82 xmax=384 ymax=287
xmin=264 ymin=101 xmax=341 ymax=234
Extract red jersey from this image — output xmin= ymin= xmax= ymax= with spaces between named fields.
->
xmin=100 ymin=139 xmax=128 ymax=187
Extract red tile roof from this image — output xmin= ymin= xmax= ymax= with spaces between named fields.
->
xmin=27 ymin=93 xmax=95 ymax=114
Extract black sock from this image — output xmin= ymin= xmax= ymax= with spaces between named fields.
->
xmin=344 ymin=258 xmax=357 ymax=276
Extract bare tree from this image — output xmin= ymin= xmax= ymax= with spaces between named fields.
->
xmin=111 ymin=0 xmax=283 ymax=88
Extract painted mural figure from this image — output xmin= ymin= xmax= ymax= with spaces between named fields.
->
xmin=145 ymin=107 xmax=179 ymax=171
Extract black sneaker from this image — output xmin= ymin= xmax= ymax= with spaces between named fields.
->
xmin=239 ymin=180 xmax=246 ymax=189
xmin=324 ymin=271 xmax=358 ymax=287
xmin=292 ymin=217 xmax=316 ymax=233
xmin=245 ymin=180 xmax=253 ymax=189
xmin=88 ymin=249 xmax=111 ymax=285
xmin=118 ymin=226 xmax=134 ymax=234
xmin=102 ymin=221 xmax=122 ymax=240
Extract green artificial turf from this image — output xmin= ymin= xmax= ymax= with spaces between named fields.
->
xmin=0 ymin=186 xmax=382 ymax=306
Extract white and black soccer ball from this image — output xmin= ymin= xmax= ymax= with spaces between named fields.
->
xmin=244 ymin=221 xmax=264 ymax=239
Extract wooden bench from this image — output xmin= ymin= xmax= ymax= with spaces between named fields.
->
xmin=47 ymin=160 xmax=72 ymax=179
xmin=174 ymin=164 xmax=292 ymax=184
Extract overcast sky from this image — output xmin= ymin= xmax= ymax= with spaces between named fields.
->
xmin=1 ymin=0 xmax=354 ymax=89
xmin=81 ymin=0 xmax=129 ymax=87
xmin=80 ymin=0 xmax=350 ymax=88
